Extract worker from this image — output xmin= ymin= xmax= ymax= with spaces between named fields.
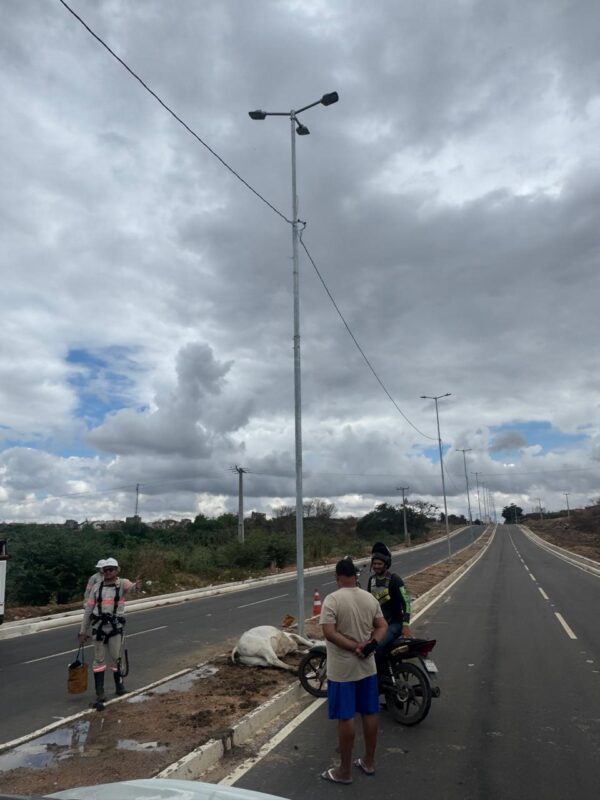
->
xmin=84 ymin=558 xmax=106 ymax=602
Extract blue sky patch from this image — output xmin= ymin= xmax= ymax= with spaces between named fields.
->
xmin=488 ymin=421 xmax=588 ymax=460
xmin=66 ymin=346 xmax=141 ymax=427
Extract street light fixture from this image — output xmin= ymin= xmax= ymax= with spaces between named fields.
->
xmin=421 ymin=393 xmax=452 ymax=560
xmin=248 ymin=91 xmax=339 ymax=635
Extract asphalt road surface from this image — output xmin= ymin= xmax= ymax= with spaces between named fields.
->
xmin=233 ymin=526 xmax=600 ymax=800
xmin=0 ymin=526 xmax=482 ymax=743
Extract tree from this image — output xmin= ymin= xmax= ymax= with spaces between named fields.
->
xmin=501 ymin=504 xmax=523 ymax=524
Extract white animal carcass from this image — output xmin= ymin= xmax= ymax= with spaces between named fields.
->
xmin=231 ymin=625 xmax=314 ymax=671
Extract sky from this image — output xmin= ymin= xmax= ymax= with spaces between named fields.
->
xmin=1 ymin=0 xmax=599 ymax=524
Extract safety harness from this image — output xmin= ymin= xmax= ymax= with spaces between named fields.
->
xmin=91 ymin=580 xmax=126 ymax=644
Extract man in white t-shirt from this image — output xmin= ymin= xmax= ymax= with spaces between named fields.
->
xmin=319 ymin=558 xmax=388 ymax=784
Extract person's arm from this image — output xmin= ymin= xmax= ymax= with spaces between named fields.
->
xmin=391 ymin=574 xmax=412 ymax=631
xmin=78 ymin=596 xmax=95 ymax=643
xmin=356 ymin=611 xmax=387 ymax=657
xmin=372 ymin=613 xmax=388 ymax=643
xmin=321 ymin=623 xmax=359 ymax=652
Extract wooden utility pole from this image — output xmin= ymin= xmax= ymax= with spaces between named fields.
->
xmin=397 ymin=486 xmax=410 ymax=546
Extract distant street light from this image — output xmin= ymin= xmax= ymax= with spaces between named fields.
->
xmin=248 ymin=91 xmax=339 ymax=635
xmin=421 ymin=393 xmax=452 ymax=560
xmin=457 ymin=448 xmax=473 ymax=537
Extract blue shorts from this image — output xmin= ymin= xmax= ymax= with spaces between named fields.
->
xmin=327 ymin=674 xmax=379 ymax=720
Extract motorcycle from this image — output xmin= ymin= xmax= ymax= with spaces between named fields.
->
xmin=298 ymin=637 xmax=440 ymax=726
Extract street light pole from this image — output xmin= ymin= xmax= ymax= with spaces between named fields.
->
xmin=397 ymin=486 xmax=410 ymax=547
xmin=421 ymin=393 xmax=452 ymax=560
xmin=249 ymin=92 xmax=339 ymax=636
xmin=473 ymin=471 xmax=483 ymax=523
xmin=457 ymin=448 xmax=473 ymax=534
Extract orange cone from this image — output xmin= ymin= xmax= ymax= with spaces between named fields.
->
xmin=312 ymin=589 xmax=322 ymax=617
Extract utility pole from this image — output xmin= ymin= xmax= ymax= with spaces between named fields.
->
xmin=457 ymin=449 xmax=473 ymax=534
xmin=473 ymin=471 xmax=483 ymax=523
xmin=421 ymin=393 xmax=452 ymax=560
xmin=134 ymin=483 xmax=140 ymax=518
xmin=231 ymin=466 xmax=247 ymax=543
xmin=537 ymin=498 xmax=543 ymax=521
xmin=564 ymin=492 xmax=570 ymax=520
xmin=397 ymin=486 xmax=410 ymax=547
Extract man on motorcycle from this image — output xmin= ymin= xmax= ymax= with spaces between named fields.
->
xmin=367 ymin=542 xmax=412 ymax=656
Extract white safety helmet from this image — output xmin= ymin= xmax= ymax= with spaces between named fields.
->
xmin=103 ymin=557 xmax=119 ymax=569
xmin=95 ymin=559 xmax=107 ymax=570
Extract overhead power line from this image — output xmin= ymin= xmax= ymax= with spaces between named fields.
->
xmin=299 ymin=232 xmax=436 ymax=441
xmin=57 ymin=0 xmax=291 ymax=225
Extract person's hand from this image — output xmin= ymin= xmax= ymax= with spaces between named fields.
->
xmin=78 ymin=633 xmax=88 ymax=645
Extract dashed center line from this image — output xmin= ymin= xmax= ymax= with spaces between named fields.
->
xmin=555 ymin=612 xmax=577 ymax=639
xmin=529 ymin=573 xmax=536 ymax=581
xmin=237 ymin=593 xmax=289 ymax=609
xmin=538 ymin=587 xmax=549 ymax=600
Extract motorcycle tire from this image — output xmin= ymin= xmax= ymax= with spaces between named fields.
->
xmin=385 ymin=661 xmax=432 ymax=726
xmin=298 ymin=651 xmax=328 ymax=698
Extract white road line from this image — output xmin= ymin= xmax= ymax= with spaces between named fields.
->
xmin=237 ymin=593 xmax=289 ymax=609
xmin=555 ymin=612 xmax=577 ymax=639
xmin=220 ymin=697 xmax=328 ymax=786
xmin=523 ymin=565 xmax=530 ymax=572
xmin=529 ymin=573 xmax=536 ymax=581
xmin=23 ymin=625 xmax=168 ymax=664
xmin=127 ymin=625 xmax=167 ymax=638
xmin=538 ymin=587 xmax=549 ymax=600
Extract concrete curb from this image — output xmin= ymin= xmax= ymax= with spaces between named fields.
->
xmin=520 ymin=526 xmax=600 ymax=576
xmin=155 ymin=683 xmax=306 ymax=780
xmin=0 ymin=527 xmax=477 ymax=641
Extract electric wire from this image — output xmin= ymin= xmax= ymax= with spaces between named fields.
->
xmin=57 ymin=0 xmax=291 ymax=225
xmin=299 ymin=231 xmax=437 ymax=441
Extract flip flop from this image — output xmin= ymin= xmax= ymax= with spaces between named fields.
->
xmin=354 ymin=758 xmax=375 ymax=776
xmin=320 ymin=768 xmax=353 ymax=784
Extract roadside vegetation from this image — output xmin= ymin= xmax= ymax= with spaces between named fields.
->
xmin=1 ymin=499 xmax=469 ymax=613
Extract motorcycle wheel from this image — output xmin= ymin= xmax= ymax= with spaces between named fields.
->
xmin=385 ymin=662 xmax=432 ymax=726
xmin=298 ymin=651 xmax=328 ymax=698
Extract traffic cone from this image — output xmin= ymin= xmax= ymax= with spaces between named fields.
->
xmin=312 ymin=589 xmax=322 ymax=617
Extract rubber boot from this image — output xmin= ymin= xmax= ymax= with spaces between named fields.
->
xmin=113 ymin=671 xmax=127 ymax=696
xmin=94 ymin=671 xmax=106 ymax=703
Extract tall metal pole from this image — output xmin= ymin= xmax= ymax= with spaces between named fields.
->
xmin=564 ymin=492 xmax=570 ymax=520
xmin=457 ymin=449 xmax=473 ymax=534
xmin=290 ymin=114 xmax=305 ymax=636
xmin=421 ymin=394 xmax=452 ymax=560
xmin=234 ymin=465 xmax=247 ymax=543
xmin=248 ymin=92 xmax=339 ymax=636
xmin=134 ymin=483 xmax=140 ymax=518
xmin=473 ymin=471 xmax=483 ymax=523
xmin=397 ymin=486 xmax=410 ymax=547
xmin=537 ymin=498 xmax=543 ymax=521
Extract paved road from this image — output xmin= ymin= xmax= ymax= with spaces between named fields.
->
xmin=0 ymin=526 xmax=482 ymax=744
xmin=234 ymin=526 xmax=600 ymax=800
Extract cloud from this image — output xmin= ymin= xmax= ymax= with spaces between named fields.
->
xmin=0 ymin=0 xmax=599 ymax=522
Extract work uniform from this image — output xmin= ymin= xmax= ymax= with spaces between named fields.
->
xmin=84 ymin=571 xmax=102 ymax=602
xmin=80 ymin=577 xmax=135 ymax=678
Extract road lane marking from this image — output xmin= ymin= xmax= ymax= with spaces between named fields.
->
xmin=237 ymin=593 xmax=289 ymax=609
xmin=23 ymin=625 xmax=168 ymax=664
xmin=219 ymin=696 xmax=328 ymax=786
xmin=555 ymin=612 xmax=577 ymax=639
xmin=529 ymin=573 xmax=536 ymax=581
xmin=538 ymin=588 xmax=549 ymax=600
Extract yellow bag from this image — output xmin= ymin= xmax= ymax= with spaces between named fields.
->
xmin=67 ymin=646 xmax=89 ymax=694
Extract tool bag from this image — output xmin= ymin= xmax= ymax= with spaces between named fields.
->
xmin=67 ymin=646 xmax=89 ymax=694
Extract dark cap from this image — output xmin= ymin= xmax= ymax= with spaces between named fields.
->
xmin=336 ymin=558 xmax=357 ymax=577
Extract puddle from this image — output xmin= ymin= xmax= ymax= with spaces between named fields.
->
xmin=127 ymin=664 xmax=219 ymax=703
xmin=117 ymin=739 xmax=167 ymax=752
xmin=0 ymin=721 xmax=90 ymax=773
